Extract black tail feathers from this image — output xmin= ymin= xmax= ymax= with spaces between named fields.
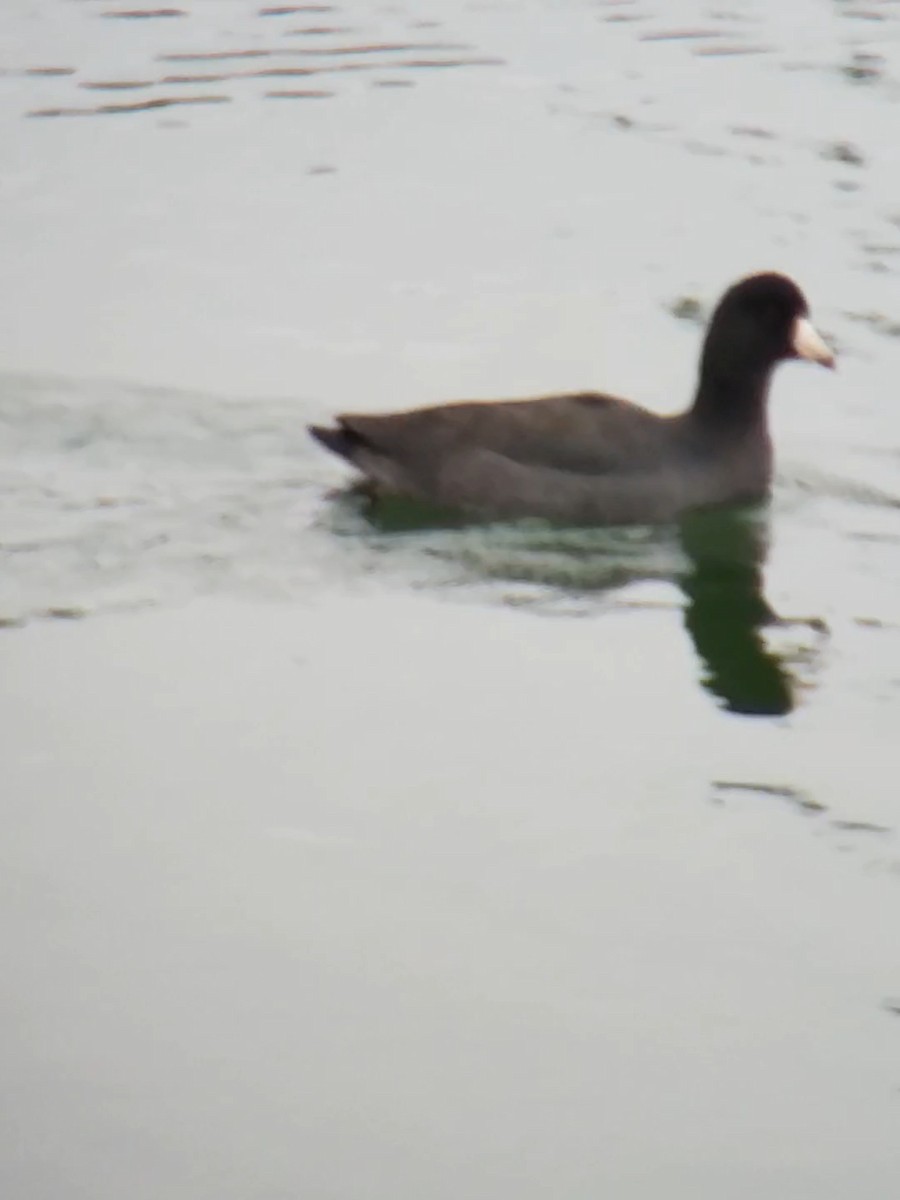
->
xmin=308 ymin=422 xmax=364 ymax=461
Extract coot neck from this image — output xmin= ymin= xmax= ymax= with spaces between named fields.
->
xmin=689 ymin=353 xmax=774 ymax=434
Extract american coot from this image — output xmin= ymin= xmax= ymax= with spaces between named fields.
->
xmin=309 ymin=272 xmax=834 ymax=525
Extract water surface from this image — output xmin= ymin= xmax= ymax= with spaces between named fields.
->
xmin=2 ymin=2 xmax=899 ymax=1198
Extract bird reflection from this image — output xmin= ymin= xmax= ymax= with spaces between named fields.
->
xmin=677 ymin=509 xmax=794 ymax=716
xmin=342 ymin=489 xmax=810 ymax=717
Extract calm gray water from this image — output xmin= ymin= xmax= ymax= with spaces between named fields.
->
xmin=2 ymin=2 xmax=899 ymax=1198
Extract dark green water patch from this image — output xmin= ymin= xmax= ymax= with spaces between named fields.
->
xmin=24 ymin=66 xmax=76 ymax=77
xmin=251 ymin=66 xmax=317 ymax=77
xmin=158 ymin=50 xmax=272 ymax=62
xmin=693 ymin=43 xmax=773 ymax=57
xmin=276 ymin=41 xmax=471 ymax=54
xmin=265 ymin=88 xmax=334 ymax=98
xmin=159 ymin=73 xmax=233 ymax=84
xmin=286 ymin=27 xmax=356 ymax=37
xmin=712 ymin=780 xmax=825 ymax=812
xmin=822 ymin=140 xmax=866 ymax=166
xmin=259 ymin=4 xmax=335 ymax=12
xmin=80 ymin=80 xmax=156 ymax=90
xmin=831 ymin=819 xmax=892 ymax=834
xmin=730 ymin=124 xmax=776 ymax=139
xmin=640 ymin=29 xmax=728 ymax=42
xmin=28 ymin=94 xmax=231 ymax=117
xmin=101 ymin=8 xmax=186 ymax=17
xmin=840 ymin=52 xmax=884 ymax=83
xmin=667 ymin=295 xmax=707 ymax=324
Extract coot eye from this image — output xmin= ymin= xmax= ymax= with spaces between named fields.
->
xmin=754 ymin=300 xmax=782 ymax=328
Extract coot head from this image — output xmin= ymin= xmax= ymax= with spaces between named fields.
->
xmin=702 ymin=272 xmax=835 ymax=376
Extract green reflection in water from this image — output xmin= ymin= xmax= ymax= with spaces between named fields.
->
xmin=677 ymin=508 xmax=793 ymax=717
xmin=347 ymin=488 xmax=473 ymax=532
xmin=339 ymin=490 xmax=801 ymax=717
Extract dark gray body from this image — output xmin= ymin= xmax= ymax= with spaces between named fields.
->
xmin=311 ymin=392 xmax=773 ymax=525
